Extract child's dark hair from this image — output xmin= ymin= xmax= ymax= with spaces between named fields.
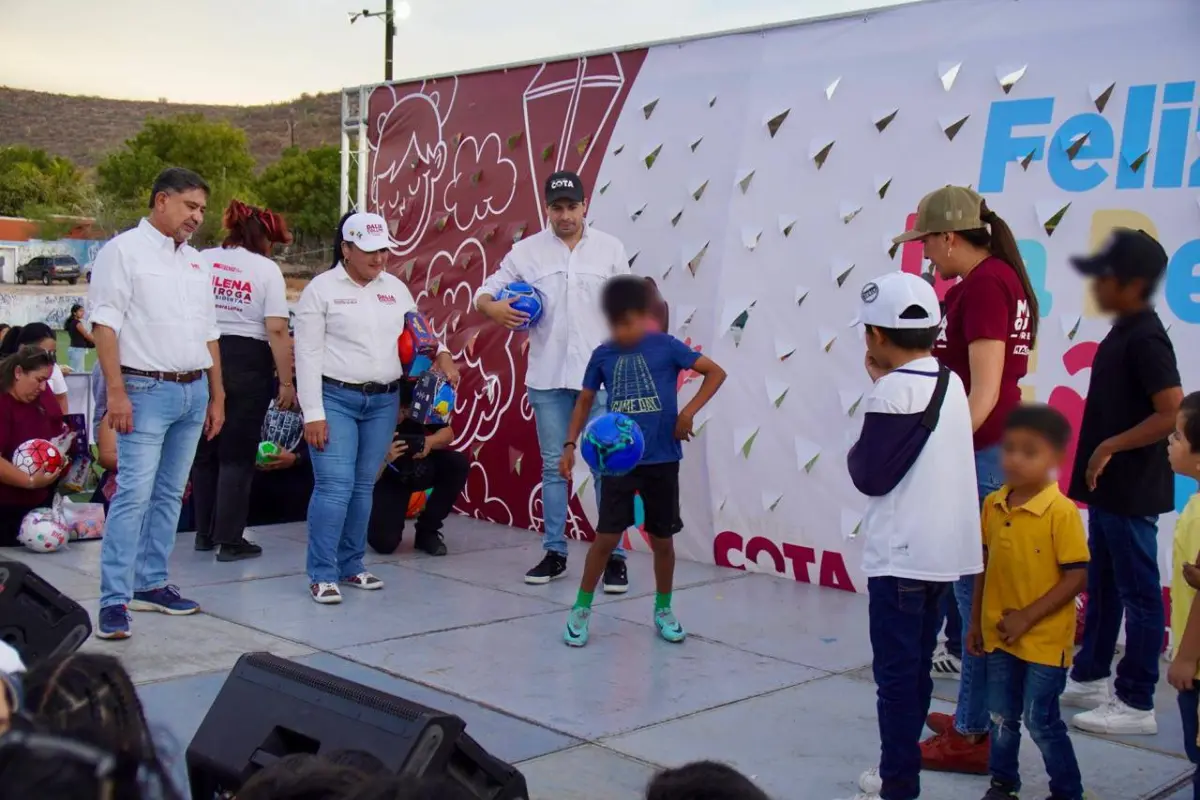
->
xmin=1179 ymin=392 xmax=1200 ymax=452
xmin=602 ymin=275 xmax=651 ymax=324
xmin=645 ymin=760 xmax=770 ymax=800
xmin=865 ymin=305 xmax=940 ymax=351
xmin=341 ymin=775 xmax=475 ymax=800
xmin=324 ymin=748 xmax=388 ymax=776
xmin=1004 ymin=403 xmax=1072 ymax=450
xmin=235 ymin=753 xmax=367 ymax=800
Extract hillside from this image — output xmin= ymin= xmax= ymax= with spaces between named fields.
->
xmin=0 ymin=87 xmax=342 ymax=169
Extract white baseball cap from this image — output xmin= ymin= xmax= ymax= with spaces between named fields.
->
xmin=341 ymin=212 xmax=393 ymax=253
xmin=852 ymin=271 xmax=942 ymax=329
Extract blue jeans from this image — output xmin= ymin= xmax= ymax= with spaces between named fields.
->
xmin=1070 ymin=508 xmax=1163 ymax=710
xmin=305 ymin=384 xmax=399 ymax=584
xmin=68 ymin=347 xmax=88 ymax=373
xmin=940 ymin=590 xmax=963 ymax=659
xmin=99 ymin=375 xmax=208 ymax=609
xmin=951 ymin=444 xmax=1003 ymax=735
xmin=987 ymin=650 xmax=1083 ymax=799
xmin=869 ymin=576 xmax=946 ymax=800
xmin=527 ymin=387 xmax=624 ymax=559
xmin=1178 ymin=688 xmax=1200 ymax=798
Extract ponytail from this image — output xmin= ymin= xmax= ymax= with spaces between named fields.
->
xmin=0 ymin=326 xmax=22 ymax=357
xmin=957 ymin=201 xmax=1040 ymax=344
xmin=331 ymin=211 xmax=354 ymax=270
xmin=0 ymin=345 xmax=55 ymax=392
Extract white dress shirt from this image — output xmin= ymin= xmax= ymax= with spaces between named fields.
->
xmin=474 ymin=224 xmax=629 ymax=391
xmin=87 ymin=219 xmax=219 ymax=372
xmin=200 ymin=246 xmax=289 ymax=340
xmin=295 ymin=264 xmax=447 ymax=423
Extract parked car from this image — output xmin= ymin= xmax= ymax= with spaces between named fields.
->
xmin=16 ymin=255 xmax=81 ymax=285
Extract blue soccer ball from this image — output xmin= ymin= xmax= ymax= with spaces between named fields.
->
xmin=496 ymin=281 xmax=545 ymax=330
xmin=580 ymin=412 xmax=645 ymax=476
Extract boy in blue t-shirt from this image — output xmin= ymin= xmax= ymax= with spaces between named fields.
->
xmin=559 ymin=276 xmax=726 ymax=646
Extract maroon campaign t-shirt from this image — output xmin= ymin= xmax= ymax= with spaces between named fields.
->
xmin=932 ymin=256 xmax=1031 ymax=450
xmin=0 ymin=386 xmax=64 ymax=507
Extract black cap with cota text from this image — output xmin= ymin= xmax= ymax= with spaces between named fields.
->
xmin=544 ymin=171 xmax=585 ymax=204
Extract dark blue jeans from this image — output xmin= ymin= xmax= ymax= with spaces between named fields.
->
xmin=869 ymin=576 xmax=947 ymax=800
xmin=940 ymin=590 xmax=963 ymax=658
xmin=1070 ymin=508 xmax=1163 ymax=710
xmin=987 ymin=650 xmax=1083 ymax=800
xmin=1179 ymin=689 xmax=1200 ymax=798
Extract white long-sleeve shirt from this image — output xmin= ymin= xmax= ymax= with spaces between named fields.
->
xmin=474 ymin=224 xmax=629 ymax=390
xmin=87 ymin=219 xmax=219 ymax=372
xmin=295 ymin=264 xmax=446 ymax=423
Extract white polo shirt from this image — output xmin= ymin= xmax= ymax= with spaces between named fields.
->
xmin=295 ymin=264 xmax=447 ymax=423
xmin=200 ymin=246 xmax=289 ymax=340
xmin=857 ymin=356 xmax=983 ymax=582
xmin=474 ymin=224 xmax=629 ymax=390
xmin=87 ymin=219 xmax=219 ymax=372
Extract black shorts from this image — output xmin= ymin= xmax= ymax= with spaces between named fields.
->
xmin=596 ymin=462 xmax=682 ymax=538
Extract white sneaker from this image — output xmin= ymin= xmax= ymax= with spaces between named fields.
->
xmin=858 ymin=768 xmax=882 ymax=793
xmin=311 ymin=582 xmax=343 ymax=604
xmin=1061 ymin=677 xmax=1112 ymax=709
xmin=834 ymin=793 xmax=880 ymax=800
xmin=1071 ymin=698 xmax=1157 ymax=735
xmin=931 ymin=645 xmax=962 ymax=680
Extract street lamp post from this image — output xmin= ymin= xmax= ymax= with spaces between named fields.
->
xmin=348 ymin=0 xmax=410 ymax=82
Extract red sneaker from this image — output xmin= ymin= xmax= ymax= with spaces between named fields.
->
xmin=925 ymin=711 xmax=955 ymax=736
xmin=920 ymin=730 xmax=990 ymax=774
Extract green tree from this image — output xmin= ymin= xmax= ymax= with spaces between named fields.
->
xmin=255 ymin=145 xmax=344 ymax=243
xmin=0 ymin=146 xmax=88 ymax=219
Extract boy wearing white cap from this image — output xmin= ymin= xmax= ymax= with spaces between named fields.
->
xmin=842 ymin=272 xmax=981 ymax=800
xmin=294 ymin=211 xmax=457 ymax=604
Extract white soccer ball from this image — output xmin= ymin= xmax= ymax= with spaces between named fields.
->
xmin=17 ymin=510 xmax=69 ymax=553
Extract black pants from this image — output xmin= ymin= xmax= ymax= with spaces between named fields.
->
xmin=247 ymin=460 xmax=314 ymax=527
xmin=191 ymin=336 xmax=274 ymax=545
xmin=367 ymin=449 xmax=469 ymax=555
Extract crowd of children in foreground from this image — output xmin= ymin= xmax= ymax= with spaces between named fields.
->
xmin=846 ymin=233 xmax=1198 ymax=800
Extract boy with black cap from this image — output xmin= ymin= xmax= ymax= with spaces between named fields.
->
xmin=474 ymin=170 xmax=634 ymax=590
xmin=842 ymin=271 xmax=980 ymax=800
xmin=1063 ymin=228 xmax=1184 ymax=736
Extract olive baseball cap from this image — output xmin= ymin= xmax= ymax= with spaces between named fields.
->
xmin=892 ymin=185 xmax=985 ymax=244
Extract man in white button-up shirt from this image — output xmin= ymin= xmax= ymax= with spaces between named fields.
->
xmin=295 ymin=211 xmax=457 ymax=605
xmin=474 ymin=171 xmax=631 ymax=590
xmin=87 ymin=167 xmax=225 ymax=641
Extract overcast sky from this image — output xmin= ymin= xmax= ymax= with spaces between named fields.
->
xmin=0 ymin=0 xmax=912 ymax=105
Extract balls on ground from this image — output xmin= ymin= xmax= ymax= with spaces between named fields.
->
xmin=11 ymin=439 xmax=64 ymax=476
xmin=256 ymin=441 xmax=280 ymax=466
xmin=18 ymin=510 xmax=69 ymax=553
xmin=580 ymin=413 xmax=645 ymax=476
xmin=495 ymin=282 xmax=545 ymax=330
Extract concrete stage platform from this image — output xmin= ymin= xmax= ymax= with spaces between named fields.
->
xmin=9 ymin=515 xmax=1194 ymax=799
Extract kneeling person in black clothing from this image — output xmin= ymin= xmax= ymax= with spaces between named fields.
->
xmin=368 ymin=381 xmax=468 ymax=556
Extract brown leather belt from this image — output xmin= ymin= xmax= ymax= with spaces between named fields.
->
xmin=120 ymin=366 xmax=204 ymax=384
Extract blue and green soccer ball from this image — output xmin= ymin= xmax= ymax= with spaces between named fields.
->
xmin=580 ymin=412 xmax=645 ymax=476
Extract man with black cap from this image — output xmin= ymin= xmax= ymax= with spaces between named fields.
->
xmin=474 ymin=170 xmax=632 ymax=590
xmin=1061 ymin=228 xmax=1183 ymax=736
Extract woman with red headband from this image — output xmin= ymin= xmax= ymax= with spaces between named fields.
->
xmin=192 ymin=200 xmax=294 ymax=561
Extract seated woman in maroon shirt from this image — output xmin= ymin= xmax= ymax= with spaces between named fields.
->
xmin=0 ymin=346 xmax=69 ymax=546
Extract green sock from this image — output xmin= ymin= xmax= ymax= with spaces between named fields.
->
xmin=655 ymin=592 xmax=671 ymax=610
xmin=575 ymin=590 xmax=594 ymax=609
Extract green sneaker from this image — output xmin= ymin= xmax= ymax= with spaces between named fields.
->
xmin=564 ymin=607 xmax=591 ymax=647
xmin=654 ymin=608 xmax=686 ymax=643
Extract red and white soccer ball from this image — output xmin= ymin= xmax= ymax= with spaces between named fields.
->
xmin=11 ymin=439 xmax=64 ymax=476
xmin=17 ymin=510 xmax=69 ymax=553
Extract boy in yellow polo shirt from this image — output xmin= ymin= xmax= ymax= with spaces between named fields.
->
xmin=967 ymin=405 xmax=1089 ymax=800
xmin=1166 ymin=392 xmax=1200 ymax=797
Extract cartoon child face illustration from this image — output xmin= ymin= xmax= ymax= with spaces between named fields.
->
xmin=371 ymin=92 xmax=448 ymax=255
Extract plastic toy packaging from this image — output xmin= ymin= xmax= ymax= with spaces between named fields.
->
xmin=409 ymin=370 xmax=456 ymax=425
xmin=58 ymin=452 xmax=94 ymax=494
xmin=55 ymin=496 xmax=105 ymax=542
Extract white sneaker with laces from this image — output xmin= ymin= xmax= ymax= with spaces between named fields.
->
xmin=834 ymin=793 xmax=880 ymax=800
xmin=1071 ymin=698 xmax=1157 ymax=735
xmin=1061 ymin=677 xmax=1112 ymax=709
xmin=930 ymin=645 xmax=962 ymax=680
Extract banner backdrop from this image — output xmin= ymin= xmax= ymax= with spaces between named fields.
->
xmin=363 ymin=0 xmax=1200 ymax=595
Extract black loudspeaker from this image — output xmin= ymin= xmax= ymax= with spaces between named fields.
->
xmin=187 ymin=652 xmax=529 ymax=799
xmin=0 ymin=559 xmax=91 ymax=666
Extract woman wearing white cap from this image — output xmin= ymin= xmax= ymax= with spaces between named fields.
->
xmin=294 ymin=211 xmax=458 ymax=604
